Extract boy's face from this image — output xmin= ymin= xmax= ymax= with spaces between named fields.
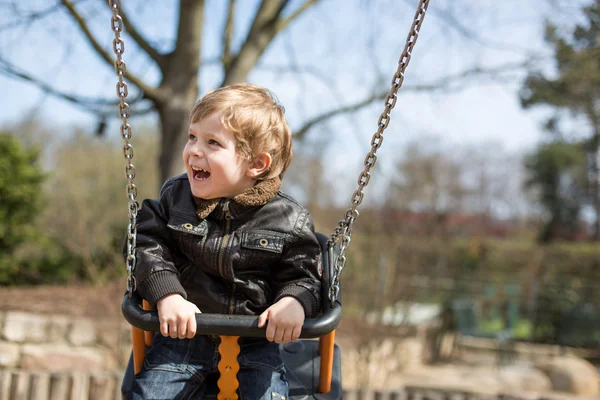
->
xmin=183 ymin=113 xmax=255 ymax=199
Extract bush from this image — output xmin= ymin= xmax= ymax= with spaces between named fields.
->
xmin=0 ymin=133 xmax=46 ymax=283
xmin=338 ymin=232 xmax=600 ymax=343
xmin=6 ymin=236 xmax=84 ymax=285
xmin=0 ymin=125 xmax=160 ymax=286
xmin=37 ymin=130 xmax=159 ymax=283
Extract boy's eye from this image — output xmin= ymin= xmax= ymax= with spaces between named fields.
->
xmin=188 ymin=134 xmax=197 ymax=141
xmin=208 ymin=139 xmax=220 ymax=146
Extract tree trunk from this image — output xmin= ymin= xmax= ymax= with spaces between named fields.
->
xmin=153 ymin=0 xmax=204 ymax=185
xmin=156 ymin=59 xmax=199 ymax=184
xmin=157 ymin=101 xmax=193 ymax=183
xmin=584 ymin=108 xmax=600 ymax=241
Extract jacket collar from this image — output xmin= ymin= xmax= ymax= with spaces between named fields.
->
xmin=194 ymin=178 xmax=281 ymax=219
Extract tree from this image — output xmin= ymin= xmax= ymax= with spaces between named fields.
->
xmin=0 ymin=133 xmax=44 ymax=250
xmin=1 ymin=1 xmax=327 ymax=183
xmin=520 ymin=0 xmax=600 ymax=239
xmin=1 ymin=0 xmax=567 ymax=187
xmin=386 ymin=141 xmax=470 ymax=235
xmin=0 ymin=133 xmax=45 ymax=281
xmin=523 ymin=141 xmax=587 ymax=242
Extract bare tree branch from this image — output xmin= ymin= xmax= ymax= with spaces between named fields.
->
xmin=222 ymin=0 xmax=318 ymax=85
xmin=167 ymin=0 xmax=204 ymax=82
xmin=0 ymin=3 xmax=62 ymax=32
xmin=293 ymin=59 xmax=544 ymax=139
xmin=293 ymin=94 xmax=377 ymax=139
xmin=222 ymin=0 xmax=236 ymax=70
xmin=60 ymin=0 xmax=162 ymax=102
xmin=260 ymin=59 xmax=365 ymax=144
xmin=258 ymin=63 xmax=334 ymax=85
xmin=223 ymin=0 xmax=288 ymax=85
xmin=0 ymin=57 xmax=114 ymax=107
xmin=400 ymin=0 xmax=543 ymax=55
xmin=116 ymin=4 xmax=167 ymax=71
xmin=282 ymin=34 xmax=309 ymax=114
xmin=0 ymin=56 xmax=155 ymax=117
xmin=276 ymin=0 xmax=318 ymax=32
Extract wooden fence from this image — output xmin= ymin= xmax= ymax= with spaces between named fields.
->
xmin=0 ymin=370 xmax=592 ymax=400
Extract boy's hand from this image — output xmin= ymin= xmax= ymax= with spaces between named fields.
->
xmin=257 ymin=297 xmax=305 ymax=343
xmin=156 ymin=294 xmax=201 ymax=339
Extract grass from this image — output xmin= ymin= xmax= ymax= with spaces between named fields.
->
xmin=479 ymin=318 xmax=532 ymax=339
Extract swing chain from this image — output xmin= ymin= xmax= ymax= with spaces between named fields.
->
xmin=328 ymin=0 xmax=430 ymax=305
xmin=108 ymin=0 xmax=139 ymax=297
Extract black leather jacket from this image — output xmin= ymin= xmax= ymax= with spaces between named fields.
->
xmin=132 ymin=174 xmax=322 ymax=318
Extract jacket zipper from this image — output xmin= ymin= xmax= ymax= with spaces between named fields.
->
xmin=217 ymin=200 xmax=232 ymax=278
xmin=217 ymin=200 xmax=236 ymax=314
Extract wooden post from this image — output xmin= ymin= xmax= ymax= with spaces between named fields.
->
xmin=10 ymin=371 xmax=29 ymax=400
xmin=30 ymin=373 xmax=50 ymax=400
xmin=49 ymin=374 xmax=72 ymax=400
xmin=0 ymin=370 xmax=11 ymax=400
xmin=89 ymin=374 xmax=116 ymax=400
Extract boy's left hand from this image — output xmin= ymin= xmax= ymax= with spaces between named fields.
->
xmin=258 ymin=297 xmax=305 ymax=343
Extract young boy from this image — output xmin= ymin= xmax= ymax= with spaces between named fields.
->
xmin=128 ymin=83 xmax=322 ymax=400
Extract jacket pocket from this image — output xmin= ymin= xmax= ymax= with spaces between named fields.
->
xmin=167 ymin=213 xmax=208 ymax=236
xmin=240 ymin=230 xmax=285 ymax=267
xmin=167 ymin=214 xmax=207 ymax=263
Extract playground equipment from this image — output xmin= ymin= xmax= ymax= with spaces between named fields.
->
xmin=106 ymin=1 xmax=431 ymax=398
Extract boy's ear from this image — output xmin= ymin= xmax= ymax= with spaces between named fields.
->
xmin=246 ymin=152 xmax=272 ymax=179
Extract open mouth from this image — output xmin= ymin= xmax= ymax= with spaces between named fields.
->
xmin=191 ymin=166 xmax=210 ymax=180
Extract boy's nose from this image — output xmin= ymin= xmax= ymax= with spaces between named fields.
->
xmin=189 ymin=144 xmax=205 ymax=157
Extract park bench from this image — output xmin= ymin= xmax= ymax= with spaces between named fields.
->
xmin=556 ymin=303 xmax=600 ymax=349
xmin=449 ymin=297 xmax=517 ymax=365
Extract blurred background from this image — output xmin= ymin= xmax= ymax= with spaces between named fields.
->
xmin=0 ymin=0 xmax=599 ymax=398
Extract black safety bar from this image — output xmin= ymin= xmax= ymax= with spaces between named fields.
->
xmin=121 ymin=232 xmax=342 ymax=338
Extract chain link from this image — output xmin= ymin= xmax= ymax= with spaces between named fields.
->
xmin=328 ymin=0 xmax=430 ymax=304
xmin=108 ymin=0 xmax=139 ymax=297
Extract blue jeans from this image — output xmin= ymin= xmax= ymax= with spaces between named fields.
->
xmin=127 ymin=334 xmax=288 ymax=400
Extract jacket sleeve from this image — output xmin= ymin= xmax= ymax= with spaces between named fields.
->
xmin=272 ymin=211 xmax=322 ymax=318
xmin=129 ymin=178 xmax=187 ymax=307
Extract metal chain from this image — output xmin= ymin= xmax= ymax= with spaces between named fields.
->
xmin=328 ymin=0 xmax=430 ymax=304
xmin=108 ymin=0 xmax=139 ymax=297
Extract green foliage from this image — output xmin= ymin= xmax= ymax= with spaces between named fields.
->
xmin=341 ymin=232 xmax=600 ymax=343
xmin=0 ymin=133 xmax=46 ymax=282
xmin=1 ymin=236 xmax=83 ymax=285
xmin=479 ymin=318 xmax=532 ymax=340
xmin=0 ymin=123 xmax=159 ymax=286
xmin=520 ymin=1 xmax=600 ymax=240
xmin=524 ymin=141 xmax=587 ymax=242
xmin=0 ymin=133 xmax=44 ymax=248
xmin=0 ymin=131 xmax=91 ymax=285
xmin=35 ymin=129 xmax=160 ymax=284
xmin=521 ymin=1 xmax=600 ymax=116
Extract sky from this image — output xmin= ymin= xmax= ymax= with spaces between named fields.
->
xmin=0 ymin=0 xmax=592 ymax=209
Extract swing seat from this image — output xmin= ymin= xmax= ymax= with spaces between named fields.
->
xmin=121 ymin=339 xmax=342 ymax=399
xmin=121 ymin=232 xmax=343 ymax=399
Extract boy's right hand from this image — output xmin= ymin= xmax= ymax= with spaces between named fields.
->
xmin=156 ymin=294 xmax=201 ymax=339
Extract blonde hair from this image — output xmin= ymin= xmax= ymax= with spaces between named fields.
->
xmin=190 ymin=83 xmax=293 ymax=180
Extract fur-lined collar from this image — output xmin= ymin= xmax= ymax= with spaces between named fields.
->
xmin=194 ymin=178 xmax=281 ymax=219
